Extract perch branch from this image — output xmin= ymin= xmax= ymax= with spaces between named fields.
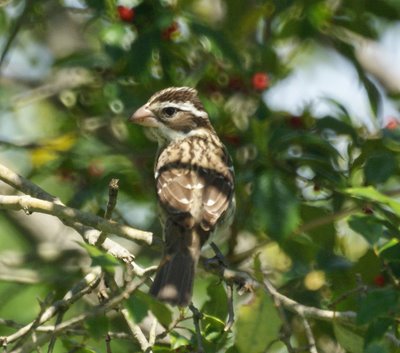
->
xmin=0 ymin=162 xmax=156 ymax=275
xmin=203 ymin=262 xmax=357 ymax=325
xmin=120 ymin=308 xmax=152 ymax=353
xmin=0 ymin=195 xmax=153 ymax=244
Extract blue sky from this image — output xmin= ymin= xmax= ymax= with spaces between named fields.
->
xmin=265 ymin=23 xmax=400 ymax=132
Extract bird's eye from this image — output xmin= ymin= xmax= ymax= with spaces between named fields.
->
xmin=162 ymin=107 xmax=177 ymax=117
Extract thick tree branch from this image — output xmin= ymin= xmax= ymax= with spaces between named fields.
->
xmin=0 ymin=162 xmax=158 ymax=278
xmin=0 ymin=195 xmax=153 ymax=244
xmin=0 ymin=164 xmax=59 ymax=202
xmin=120 ymin=308 xmax=152 ymax=353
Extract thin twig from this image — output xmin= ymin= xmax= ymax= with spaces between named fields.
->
xmin=10 ymin=68 xmax=94 ymax=108
xmin=11 ymin=271 xmax=100 ymax=346
xmin=46 ymin=311 xmax=64 ymax=353
xmin=262 ymin=278 xmax=356 ymax=324
xmin=299 ymin=309 xmax=318 ymax=353
xmin=8 ymin=279 xmax=146 ymax=353
xmin=0 ymin=0 xmax=32 ymax=70
xmin=105 ymin=334 xmax=112 ymax=353
xmin=12 ymin=294 xmax=52 ymax=350
xmin=96 ymin=178 xmax=120 ymax=246
xmin=120 ymin=308 xmax=152 ymax=353
xmin=269 ymin=289 xmax=296 ymax=353
xmin=189 ymin=304 xmax=204 ymax=353
xmin=294 ymin=206 xmax=358 ymax=235
xmin=328 ymin=284 xmax=367 ymax=309
xmin=155 ymin=313 xmax=193 ymax=341
xmin=208 ymin=242 xmax=236 ymax=331
xmin=1 ymin=268 xmax=102 ymax=347
xmin=203 ymin=261 xmax=357 ymax=325
xmin=224 ymin=283 xmax=234 ymax=332
xmin=148 ymin=319 xmax=157 ymax=347
xmin=30 ymin=332 xmax=41 ymax=353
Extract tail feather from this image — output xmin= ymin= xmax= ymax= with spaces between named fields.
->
xmin=150 ymin=225 xmax=203 ymax=306
xmin=150 ymin=251 xmax=196 ymax=306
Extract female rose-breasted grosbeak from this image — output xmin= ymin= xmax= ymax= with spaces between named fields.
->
xmin=130 ymin=87 xmax=235 ymax=306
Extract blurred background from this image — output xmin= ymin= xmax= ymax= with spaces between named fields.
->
xmin=1 ymin=0 xmax=400 ymax=352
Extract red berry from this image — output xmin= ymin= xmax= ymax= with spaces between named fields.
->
xmin=162 ymin=21 xmax=179 ymax=40
xmin=117 ymin=6 xmax=135 ymax=22
xmin=224 ymin=134 xmax=241 ymax=146
xmin=252 ymin=72 xmax=269 ymax=91
xmin=289 ymin=116 xmax=304 ymax=129
xmin=88 ymin=162 xmax=104 ymax=178
xmin=228 ymin=76 xmax=245 ymax=91
xmin=385 ymin=118 xmax=398 ymax=130
xmin=373 ymin=274 xmax=385 ymax=287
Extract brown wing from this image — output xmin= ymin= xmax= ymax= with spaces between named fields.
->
xmin=156 ymin=135 xmax=234 ymax=232
xmin=201 ymin=169 xmax=234 ymax=231
xmin=156 ymin=163 xmax=233 ymax=231
xmin=157 ymin=165 xmax=199 ymax=229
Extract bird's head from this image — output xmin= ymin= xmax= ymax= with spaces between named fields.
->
xmin=129 ymin=87 xmax=213 ymax=143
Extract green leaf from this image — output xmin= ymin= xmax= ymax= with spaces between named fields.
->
xmin=191 ymin=23 xmax=241 ymax=67
xmin=357 ymin=288 xmax=399 ymax=325
xmin=253 ymin=172 xmax=300 ymax=240
xmin=361 ymin=74 xmax=381 ymax=118
xmin=364 ymin=152 xmax=396 ymax=184
xmin=348 ymin=215 xmax=383 ymax=245
xmin=202 ymin=282 xmax=227 ymax=322
xmin=135 ymin=290 xmax=172 ymax=327
xmin=344 ymin=186 xmax=400 ymax=216
xmin=169 ymin=332 xmax=191 ymax=350
xmin=86 ymin=315 xmax=109 ymax=340
xmin=316 ymin=116 xmax=359 ymax=142
xmin=63 ymin=346 xmax=97 ymax=353
xmin=365 ymin=1 xmax=400 ymax=20
xmin=365 ymin=342 xmax=389 ymax=353
xmin=379 ymin=241 xmax=400 ymax=262
xmin=80 ymin=243 xmax=119 ymax=273
xmin=365 ymin=318 xmax=393 ymax=346
xmin=333 ymin=324 xmax=364 ymax=353
xmin=300 ymin=205 xmax=336 ymax=248
xmin=253 ymin=252 xmax=263 ymax=282
xmin=377 ymin=238 xmax=399 ymax=255
xmin=125 ymin=291 xmax=149 ymax=324
xmin=235 ymin=290 xmax=281 ymax=353
xmin=126 ymin=30 xmax=158 ymax=76
xmin=225 ymin=345 xmax=240 ymax=353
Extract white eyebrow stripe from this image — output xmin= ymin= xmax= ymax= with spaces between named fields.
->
xmin=157 ymin=101 xmax=208 ymax=118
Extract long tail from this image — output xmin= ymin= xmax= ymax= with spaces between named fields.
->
xmin=150 ymin=226 xmax=202 ymax=306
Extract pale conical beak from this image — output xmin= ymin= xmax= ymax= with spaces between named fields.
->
xmin=129 ymin=105 xmax=158 ymax=127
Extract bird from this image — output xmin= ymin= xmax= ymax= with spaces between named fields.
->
xmin=129 ymin=87 xmax=235 ymax=306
